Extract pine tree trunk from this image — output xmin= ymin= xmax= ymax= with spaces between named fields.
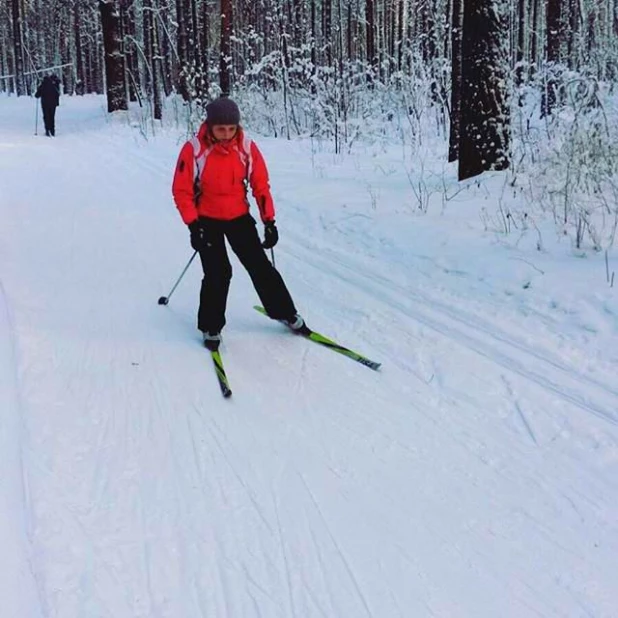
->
xmin=158 ymin=7 xmax=174 ymax=97
xmin=151 ymin=0 xmax=162 ymax=120
xmin=458 ymin=0 xmax=510 ymax=181
xmin=74 ymin=3 xmax=85 ymax=94
xmin=542 ymin=0 xmax=561 ymax=116
xmin=176 ymin=0 xmax=190 ymax=99
xmin=189 ymin=0 xmax=202 ymax=97
xmin=202 ymin=0 xmax=211 ymax=95
xmin=11 ymin=0 xmax=24 ymax=95
xmin=99 ymin=0 xmax=128 ymax=112
xmin=448 ymin=0 xmax=463 ymax=162
xmin=515 ymin=0 xmax=526 ymax=85
xmin=219 ymin=0 xmax=232 ymax=95
xmin=366 ymin=0 xmax=376 ymax=76
xmin=530 ymin=0 xmax=540 ymax=72
xmin=121 ymin=0 xmax=139 ymax=102
xmin=311 ymin=0 xmax=317 ymax=75
xmin=396 ymin=0 xmax=404 ymax=71
xmin=293 ymin=0 xmax=304 ymax=49
xmin=143 ymin=0 xmax=154 ymax=98
xmin=323 ymin=0 xmax=332 ymax=66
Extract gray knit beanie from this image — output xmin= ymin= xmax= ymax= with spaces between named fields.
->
xmin=206 ymin=97 xmax=241 ymax=125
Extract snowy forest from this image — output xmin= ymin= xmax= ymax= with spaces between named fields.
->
xmin=2 ymin=4 xmax=618 ymax=616
xmin=2 ymin=0 xmax=618 ymax=246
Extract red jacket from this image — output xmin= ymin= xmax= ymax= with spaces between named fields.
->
xmin=172 ymin=123 xmax=275 ymax=225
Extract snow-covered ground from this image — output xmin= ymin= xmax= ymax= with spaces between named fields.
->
xmin=1 ymin=93 xmax=617 ymax=617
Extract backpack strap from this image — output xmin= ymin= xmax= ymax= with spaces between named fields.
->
xmin=238 ymin=135 xmax=253 ymax=184
xmin=189 ymin=137 xmax=211 ymax=204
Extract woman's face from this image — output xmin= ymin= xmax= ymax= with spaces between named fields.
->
xmin=211 ymin=124 xmax=238 ymax=142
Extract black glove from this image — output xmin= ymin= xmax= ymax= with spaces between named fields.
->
xmin=189 ymin=220 xmax=207 ymax=251
xmin=262 ymin=221 xmax=279 ymax=249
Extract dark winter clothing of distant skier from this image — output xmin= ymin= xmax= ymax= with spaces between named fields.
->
xmin=35 ymin=75 xmax=60 ymax=137
xmin=171 ymin=96 xmax=306 ymax=351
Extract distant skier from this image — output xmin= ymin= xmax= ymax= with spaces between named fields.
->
xmin=35 ymin=74 xmax=60 ymax=137
xmin=171 ymin=96 xmax=306 ymax=351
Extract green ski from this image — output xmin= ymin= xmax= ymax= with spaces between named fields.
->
xmin=210 ymin=349 xmax=232 ymax=398
xmin=254 ymin=306 xmax=381 ymax=371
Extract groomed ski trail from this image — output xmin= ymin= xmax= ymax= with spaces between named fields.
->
xmin=1 ymin=94 xmax=617 ymax=617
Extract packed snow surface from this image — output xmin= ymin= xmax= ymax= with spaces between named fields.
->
xmin=1 ymin=94 xmax=617 ymax=617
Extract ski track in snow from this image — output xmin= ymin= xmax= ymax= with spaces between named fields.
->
xmin=283 ymin=238 xmax=618 ymax=428
xmin=1 ymin=95 xmax=617 ymax=617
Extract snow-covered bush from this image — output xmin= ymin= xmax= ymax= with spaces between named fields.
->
xmin=511 ymin=73 xmax=618 ymax=251
xmin=231 ymin=49 xmax=443 ymax=156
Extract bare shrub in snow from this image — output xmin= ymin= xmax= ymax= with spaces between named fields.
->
xmin=512 ymin=72 xmax=618 ymax=252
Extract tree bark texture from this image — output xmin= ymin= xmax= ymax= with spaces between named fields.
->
xmin=448 ymin=0 xmax=462 ymax=162
xmin=11 ymin=0 xmax=24 ymax=95
xmin=219 ymin=0 xmax=232 ymax=95
xmin=99 ymin=0 xmax=128 ymax=112
xmin=542 ymin=0 xmax=561 ymax=116
xmin=459 ymin=0 xmax=510 ymax=181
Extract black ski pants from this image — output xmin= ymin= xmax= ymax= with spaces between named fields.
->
xmin=196 ymin=214 xmax=297 ymax=333
xmin=42 ymin=103 xmax=57 ymax=135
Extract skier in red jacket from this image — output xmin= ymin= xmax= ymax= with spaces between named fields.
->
xmin=172 ymin=97 xmax=305 ymax=350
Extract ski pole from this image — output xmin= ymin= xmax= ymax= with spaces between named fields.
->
xmin=34 ymin=97 xmax=38 ymax=135
xmin=157 ymin=251 xmax=198 ymax=305
xmin=270 ymin=248 xmax=276 ymax=268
